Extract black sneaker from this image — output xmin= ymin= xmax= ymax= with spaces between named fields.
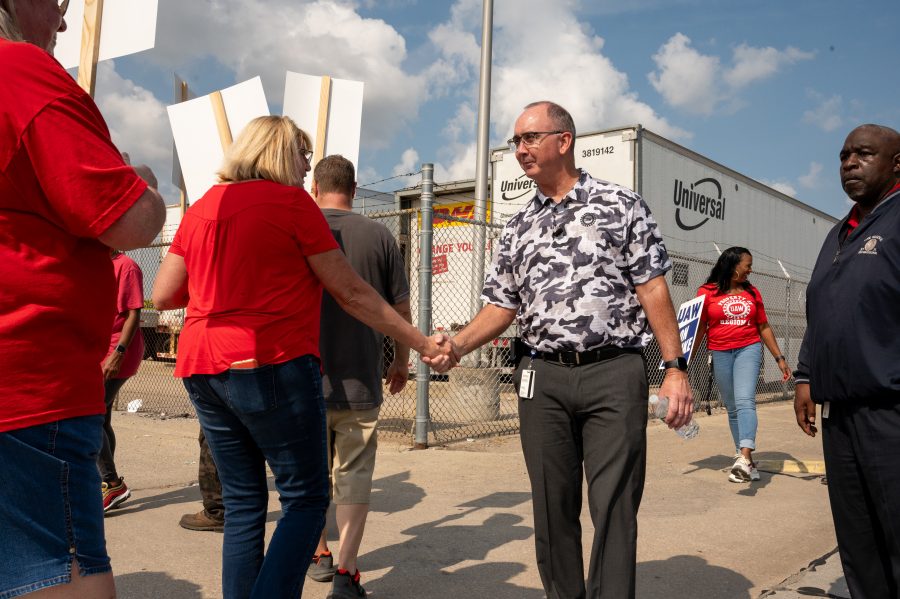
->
xmin=327 ymin=570 xmax=367 ymax=598
xmin=307 ymin=551 xmax=337 ymax=582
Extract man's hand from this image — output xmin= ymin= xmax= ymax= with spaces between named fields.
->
xmin=385 ymin=359 xmax=410 ymax=394
xmin=420 ymin=333 xmax=459 ymax=373
xmin=658 ymin=370 xmax=693 ymax=429
xmin=794 ymin=383 xmax=817 ymax=437
xmin=102 ymin=351 xmax=123 ymax=380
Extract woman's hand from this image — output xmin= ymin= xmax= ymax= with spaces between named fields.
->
xmin=777 ymin=358 xmax=792 ymax=381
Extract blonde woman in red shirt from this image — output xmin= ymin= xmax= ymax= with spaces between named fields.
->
xmin=697 ymin=247 xmax=792 ymax=483
xmin=153 ymin=116 xmax=451 ymax=599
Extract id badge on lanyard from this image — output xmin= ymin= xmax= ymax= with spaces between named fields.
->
xmin=519 ymin=350 xmax=536 ymax=399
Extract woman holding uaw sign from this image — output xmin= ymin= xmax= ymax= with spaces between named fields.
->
xmin=696 ymin=247 xmax=792 ymax=484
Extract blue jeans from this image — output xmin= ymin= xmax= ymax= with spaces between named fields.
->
xmin=711 ymin=342 xmax=762 ymax=451
xmin=0 ymin=416 xmax=110 ymax=598
xmin=183 ymin=355 xmax=329 ymax=599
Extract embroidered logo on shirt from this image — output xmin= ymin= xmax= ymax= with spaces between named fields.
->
xmin=859 ymin=235 xmax=882 ymax=255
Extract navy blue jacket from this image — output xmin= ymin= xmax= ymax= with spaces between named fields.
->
xmin=795 ymin=187 xmax=900 ymax=403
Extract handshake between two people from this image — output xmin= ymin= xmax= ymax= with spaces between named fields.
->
xmin=419 ymin=332 xmax=462 ymax=374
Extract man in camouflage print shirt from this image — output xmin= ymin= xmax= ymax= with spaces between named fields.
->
xmin=448 ymin=101 xmax=692 ymax=599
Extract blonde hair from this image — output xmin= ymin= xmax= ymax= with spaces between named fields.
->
xmin=0 ymin=0 xmax=25 ymax=42
xmin=217 ymin=115 xmax=312 ymax=188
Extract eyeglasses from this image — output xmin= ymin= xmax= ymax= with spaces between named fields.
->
xmin=507 ymin=130 xmax=563 ymax=152
xmin=59 ymin=0 xmax=69 ymax=16
xmin=300 ymin=148 xmax=313 ymax=162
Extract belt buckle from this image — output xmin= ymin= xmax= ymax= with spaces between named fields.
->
xmin=575 ymin=352 xmax=581 ymax=365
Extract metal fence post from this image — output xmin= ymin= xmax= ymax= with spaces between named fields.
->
xmin=415 ymin=164 xmax=435 ymax=449
xmin=784 ymin=278 xmax=792 ymax=400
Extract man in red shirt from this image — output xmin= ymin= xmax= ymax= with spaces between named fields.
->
xmin=0 ymin=2 xmax=165 ymax=597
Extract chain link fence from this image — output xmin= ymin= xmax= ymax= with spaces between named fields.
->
xmin=116 ymin=211 xmax=808 ymax=445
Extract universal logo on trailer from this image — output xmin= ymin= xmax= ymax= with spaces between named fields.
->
xmin=500 ymin=174 xmax=537 ymax=201
xmin=672 ymin=177 xmax=726 ymax=230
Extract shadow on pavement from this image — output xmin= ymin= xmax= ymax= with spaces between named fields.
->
xmin=638 ymin=554 xmax=753 ymax=599
xmin=370 ymin=470 xmax=427 ymax=515
xmin=106 ymin=486 xmax=202 ymax=518
xmin=114 ymin=571 xmax=202 ymax=598
xmin=351 ymin=492 xmax=534 ymax=598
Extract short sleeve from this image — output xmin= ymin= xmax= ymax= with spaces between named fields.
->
xmin=696 ymin=286 xmax=710 ymax=323
xmin=22 ymin=94 xmax=146 ymax=238
xmin=295 ymin=191 xmax=340 ymax=256
xmin=624 ymin=194 xmax=671 ymax=285
xmin=481 ymin=220 xmax=520 ymax=309
xmin=117 ymin=261 xmax=145 ymax=314
xmin=169 ymin=220 xmax=187 ymax=257
xmin=753 ymin=287 xmax=768 ymax=324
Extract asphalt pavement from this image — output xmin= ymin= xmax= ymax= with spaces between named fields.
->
xmin=102 ymin=400 xmax=844 ymax=598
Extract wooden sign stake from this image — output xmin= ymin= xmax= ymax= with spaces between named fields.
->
xmin=313 ymin=76 xmax=332 ymax=168
xmin=76 ymin=0 xmax=104 ymax=97
xmin=210 ymin=90 xmax=233 ymax=151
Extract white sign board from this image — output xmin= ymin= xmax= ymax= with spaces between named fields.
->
xmin=55 ymin=0 xmax=158 ymax=70
xmin=167 ymin=77 xmax=269 ymax=203
xmin=491 ymin=129 xmax=635 ymax=223
xmin=282 ymin=71 xmax=364 ymax=190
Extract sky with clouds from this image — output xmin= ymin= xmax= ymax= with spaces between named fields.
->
xmin=77 ymin=0 xmax=899 ymax=219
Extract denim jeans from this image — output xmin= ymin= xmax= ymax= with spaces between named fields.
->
xmin=0 ymin=416 xmax=110 ymax=598
xmin=711 ymin=342 xmax=762 ymax=451
xmin=183 ymin=355 xmax=329 ymax=599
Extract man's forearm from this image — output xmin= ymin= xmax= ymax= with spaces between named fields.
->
xmin=453 ymin=304 xmax=517 ymax=357
xmin=393 ymin=299 xmax=412 ymax=363
xmin=635 ymin=276 xmax=683 ymax=360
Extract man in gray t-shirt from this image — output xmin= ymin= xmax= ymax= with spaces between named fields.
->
xmin=308 ymin=155 xmax=411 ymax=599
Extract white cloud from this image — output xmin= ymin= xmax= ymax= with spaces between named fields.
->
xmin=648 ymin=33 xmax=721 ymax=115
xmin=803 ymin=92 xmax=843 ymax=132
xmin=421 ymin=0 xmax=689 ymax=182
xmin=649 ymin=33 xmax=814 ymax=115
xmin=798 ymin=162 xmax=824 ymax=189
xmin=93 ymin=61 xmax=178 ymax=202
xmin=724 ymin=45 xmax=814 ymax=89
xmin=150 ymin=0 xmax=428 ymax=149
xmin=761 ymin=179 xmax=798 ymax=197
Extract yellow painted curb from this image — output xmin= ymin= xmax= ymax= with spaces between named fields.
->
xmin=755 ymin=459 xmax=826 ymax=475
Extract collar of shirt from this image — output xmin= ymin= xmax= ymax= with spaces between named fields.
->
xmin=527 ymin=169 xmax=590 ymax=215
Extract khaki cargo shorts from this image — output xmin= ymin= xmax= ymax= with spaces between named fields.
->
xmin=326 ymin=406 xmax=379 ymax=504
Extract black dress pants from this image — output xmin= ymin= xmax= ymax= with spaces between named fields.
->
xmin=516 ymin=353 xmax=648 ymax=599
xmin=823 ymin=400 xmax=900 ymax=599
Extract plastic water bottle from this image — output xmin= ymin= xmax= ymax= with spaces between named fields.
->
xmin=649 ymin=394 xmax=700 ymax=440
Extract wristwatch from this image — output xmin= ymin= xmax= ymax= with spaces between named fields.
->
xmin=114 ymin=344 xmax=127 ymax=354
xmin=662 ymin=357 xmax=688 ymax=371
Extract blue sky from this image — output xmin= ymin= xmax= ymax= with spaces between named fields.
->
xmin=85 ymin=0 xmax=900 ymax=219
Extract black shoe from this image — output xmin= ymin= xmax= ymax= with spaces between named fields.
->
xmin=327 ymin=570 xmax=367 ymax=598
xmin=307 ymin=552 xmax=338 ymax=582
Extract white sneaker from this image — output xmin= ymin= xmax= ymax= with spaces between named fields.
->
xmin=748 ymin=462 xmax=760 ymax=481
xmin=730 ymin=456 xmax=752 ymax=482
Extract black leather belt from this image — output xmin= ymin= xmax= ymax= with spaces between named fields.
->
xmin=526 ymin=345 xmax=641 ymax=366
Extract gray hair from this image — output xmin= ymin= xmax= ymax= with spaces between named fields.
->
xmin=525 ymin=101 xmax=576 ymax=138
xmin=0 ymin=0 xmax=24 ymax=42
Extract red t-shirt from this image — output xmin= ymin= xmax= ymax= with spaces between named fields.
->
xmin=169 ymin=181 xmax=339 ymax=377
xmin=103 ymin=253 xmax=145 ymax=379
xmin=0 ymin=41 xmax=147 ymax=433
xmin=697 ymin=283 xmax=768 ymax=351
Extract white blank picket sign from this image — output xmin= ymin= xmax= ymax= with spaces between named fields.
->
xmin=283 ymin=72 xmax=364 ymax=191
xmin=54 ymin=0 xmax=159 ymax=70
xmin=166 ymin=77 xmax=270 ymax=203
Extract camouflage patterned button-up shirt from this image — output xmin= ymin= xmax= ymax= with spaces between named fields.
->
xmin=482 ymin=170 xmax=671 ymax=352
